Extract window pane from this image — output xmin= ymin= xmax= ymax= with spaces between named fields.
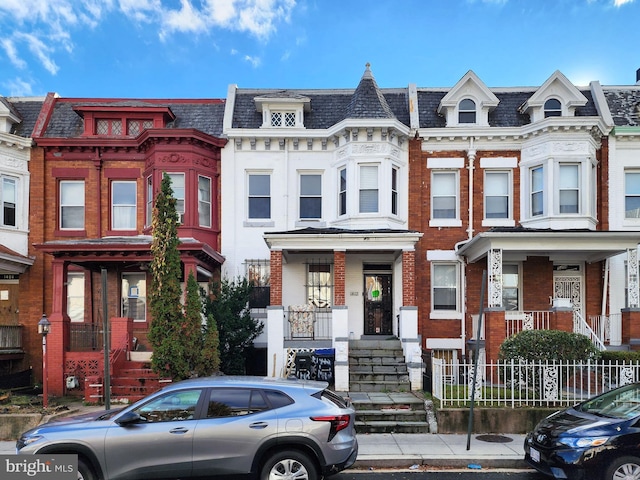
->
xmin=112 ymin=181 xmax=136 ymax=229
xmin=559 ymin=191 xmax=579 ymax=213
xmin=301 ymin=175 xmax=321 ymax=195
xmin=559 ymin=165 xmax=579 ymax=188
xmin=359 ymin=166 xmax=378 ymax=213
xmin=122 ymin=273 xmax=146 ymax=322
xmin=198 ymin=176 xmax=211 ymax=227
xmin=433 ymin=173 xmax=455 ymax=195
xmin=485 ymin=172 xmax=509 ymax=219
xmin=485 ymin=172 xmax=508 ymax=194
xmin=67 ymin=273 xmax=85 ymax=322
xmin=434 ymin=264 xmax=456 ymax=286
xmin=486 ymin=197 xmax=508 ymax=218
xmin=61 ymin=181 xmax=85 ymax=229
xmin=433 ymin=264 xmax=456 ymax=310
xmin=433 ymin=196 xmax=456 ymax=218
xmin=502 ymin=265 xmax=519 ymax=311
xmin=339 ymin=169 xmax=347 ymax=216
xmin=2 ymin=177 xmax=16 ymax=227
xmin=300 ymin=197 xmax=321 ymax=218
xmin=625 ymin=197 xmax=640 ymax=218
xmin=249 ymin=175 xmax=270 ymax=195
xmin=627 ymin=173 xmax=640 ymax=194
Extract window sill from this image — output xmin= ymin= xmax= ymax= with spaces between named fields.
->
xmin=429 ymin=219 xmax=462 ymax=228
xmin=244 ymin=220 xmax=275 ymax=228
xmin=106 ymin=229 xmax=139 ymax=236
xmin=482 ymin=219 xmax=515 ymax=228
xmin=55 ymin=229 xmax=87 ymax=237
xmin=430 ymin=311 xmax=463 ymax=320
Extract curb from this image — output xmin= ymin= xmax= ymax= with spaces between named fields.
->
xmin=354 ymin=456 xmax=529 ymax=470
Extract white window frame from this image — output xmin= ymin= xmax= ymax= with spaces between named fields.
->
xmin=625 ymin=170 xmax=640 ymax=220
xmin=338 ymin=167 xmax=347 ymax=216
xmin=544 ymin=98 xmax=562 ymax=118
xmin=531 ymin=166 xmax=544 ymax=217
xmin=391 ymin=166 xmax=399 ymax=216
xmin=60 ymin=180 xmax=85 ymax=230
xmin=198 ymin=175 xmax=212 ymax=227
xmin=557 ymin=163 xmax=580 ymax=214
xmin=359 ymin=165 xmax=379 ymax=214
xmin=502 ymin=263 xmax=521 ymax=311
xmin=111 ymin=180 xmax=137 ymax=230
xmin=458 ymin=98 xmax=477 ymax=124
xmin=430 ymin=262 xmax=461 ymax=319
xmin=430 ymin=170 xmax=460 ymax=227
xmin=247 ymin=172 xmax=271 ymax=220
xmin=483 ymin=170 xmax=512 ymax=225
xmin=1 ymin=176 xmax=17 ymax=228
xmin=299 ymin=173 xmax=322 ymax=220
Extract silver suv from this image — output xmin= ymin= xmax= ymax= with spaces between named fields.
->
xmin=17 ymin=376 xmax=358 ymax=480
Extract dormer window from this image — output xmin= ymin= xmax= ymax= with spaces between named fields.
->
xmin=127 ymin=119 xmax=153 ymax=136
xmin=96 ymin=119 xmax=122 ymax=135
xmin=544 ymin=99 xmax=562 ymax=118
xmin=458 ymin=99 xmax=476 ymax=124
xmin=271 ymin=111 xmax=296 ymax=127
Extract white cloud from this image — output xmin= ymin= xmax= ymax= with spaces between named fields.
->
xmin=159 ymin=0 xmax=208 ymax=40
xmin=244 ymin=55 xmax=261 ymax=67
xmin=17 ymin=32 xmax=60 ymax=75
xmin=3 ymin=77 xmax=34 ymax=97
xmin=1 ymin=39 xmax=27 ymax=69
xmin=613 ymin=0 xmax=635 ymax=6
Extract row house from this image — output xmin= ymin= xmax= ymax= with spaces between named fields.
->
xmin=0 ymin=96 xmax=42 ymax=378
xmin=4 ymin=65 xmax=640 ymax=396
xmin=21 ymin=94 xmax=227 ymax=397
xmin=412 ymin=70 xmax=640 ymax=365
xmin=221 ymin=64 xmax=423 ymax=391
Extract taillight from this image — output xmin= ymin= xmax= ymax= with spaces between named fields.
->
xmin=310 ymin=414 xmax=351 ymax=441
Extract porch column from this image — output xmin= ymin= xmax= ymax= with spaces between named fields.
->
xmin=266 ymin=306 xmax=285 ymax=377
xmin=334 ymin=250 xmax=345 ymax=306
xmin=402 ymin=250 xmax=416 ymax=306
xmin=400 ymin=249 xmax=421 ymax=390
xmin=183 ymin=258 xmax=198 ymax=282
xmin=484 ymin=309 xmax=506 ymax=362
xmin=270 ymin=250 xmax=283 ymax=306
xmin=488 ymin=248 xmax=503 ymax=308
xmin=48 ymin=259 xmax=69 ymax=397
xmin=332 ymin=306 xmax=350 ymax=391
xmin=628 ymin=248 xmax=639 ymax=309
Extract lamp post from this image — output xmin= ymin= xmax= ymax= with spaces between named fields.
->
xmin=38 ymin=314 xmax=51 ymax=409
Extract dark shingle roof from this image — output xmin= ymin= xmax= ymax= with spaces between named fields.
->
xmin=343 ymin=64 xmax=396 ymax=120
xmin=603 ymin=88 xmax=640 ymax=127
xmin=42 ymin=99 xmax=226 ymax=138
xmin=6 ymin=98 xmax=45 ymax=137
xmin=417 ymin=89 xmax=598 ymax=128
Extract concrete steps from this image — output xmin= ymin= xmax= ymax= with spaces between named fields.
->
xmin=348 ymin=391 xmax=430 ymax=434
xmin=85 ymin=360 xmax=168 ymax=404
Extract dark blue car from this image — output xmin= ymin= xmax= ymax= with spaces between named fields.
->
xmin=525 ymin=383 xmax=640 ymax=480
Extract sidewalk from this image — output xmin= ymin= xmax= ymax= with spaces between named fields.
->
xmin=0 ymin=401 xmax=528 ymax=470
xmin=0 ymin=433 xmax=527 ymax=470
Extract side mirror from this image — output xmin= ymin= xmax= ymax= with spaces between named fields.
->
xmin=115 ymin=411 xmax=142 ymax=426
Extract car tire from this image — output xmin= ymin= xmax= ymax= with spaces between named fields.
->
xmin=260 ymin=450 xmax=318 ymax=480
xmin=605 ymin=456 xmax=640 ymax=480
xmin=77 ymin=458 xmax=97 ymax=480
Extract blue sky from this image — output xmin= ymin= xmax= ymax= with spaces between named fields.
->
xmin=1 ymin=0 xmax=639 ymax=99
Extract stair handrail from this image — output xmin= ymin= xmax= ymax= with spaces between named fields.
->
xmin=110 ymin=333 xmax=130 ymax=368
xmin=573 ymin=311 xmax=606 ymax=351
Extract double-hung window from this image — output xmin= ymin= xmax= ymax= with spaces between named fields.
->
xmin=559 ymin=164 xmax=579 ymax=214
xmin=112 ymin=181 xmax=137 ymax=230
xmin=502 ymin=264 xmax=520 ymax=311
xmin=625 ymin=171 xmax=640 ymax=219
xmin=338 ymin=168 xmax=347 ymax=216
xmin=248 ymin=174 xmax=271 ymax=219
xmin=359 ymin=165 xmax=378 ymax=213
xmin=299 ymin=174 xmax=321 ymax=219
xmin=247 ymin=260 xmax=270 ymax=309
xmin=432 ymin=171 xmax=457 ymax=219
xmin=1 ymin=176 xmax=17 ymax=227
xmin=391 ymin=167 xmax=398 ymax=215
xmin=531 ymin=166 xmax=544 ymax=217
xmin=544 ymin=99 xmax=562 ymax=118
xmin=307 ymin=263 xmax=332 ymax=308
xmin=198 ymin=175 xmax=212 ymax=227
xmin=484 ymin=171 xmax=509 ymax=219
xmin=145 ymin=176 xmax=153 ymax=227
xmin=432 ymin=263 xmax=458 ymax=311
xmin=67 ymin=272 xmax=85 ymax=322
xmin=167 ymin=173 xmax=185 ymax=222
xmin=458 ymin=99 xmax=476 ymax=124
xmin=60 ymin=180 xmax=85 ymax=229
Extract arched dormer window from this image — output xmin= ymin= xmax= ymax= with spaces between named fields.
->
xmin=458 ymin=99 xmax=476 ymax=124
xmin=544 ymin=98 xmax=562 ymax=118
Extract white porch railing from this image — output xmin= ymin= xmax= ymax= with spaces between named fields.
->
xmin=432 ymin=358 xmax=640 ymax=407
xmin=573 ymin=311 xmax=606 ymax=351
xmin=505 ymin=311 xmax=550 ymax=337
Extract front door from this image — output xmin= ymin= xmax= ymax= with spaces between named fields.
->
xmin=0 ymin=280 xmax=19 ymax=324
xmin=364 ymin=273 xmax=392 ymax=335
xmin=553 ymin=267 xmax=583 ymax=328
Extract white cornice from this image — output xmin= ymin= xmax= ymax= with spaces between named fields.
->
xmin=263 ymin=230 xmax=423 ymax=251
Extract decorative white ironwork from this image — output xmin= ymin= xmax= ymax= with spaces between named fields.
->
xmin=628 ymin=248 xmax=639 ymax=308
xmin=543 ymin=366 xmax=559 ymax=400
xmin=488 ymin=249 xmax=502 ymax=308
xmin=621 ymin=367 xmax=635 ymax=386
xmin=522 ymin=312 xmax=534 ymax=330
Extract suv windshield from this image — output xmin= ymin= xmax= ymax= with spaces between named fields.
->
xmin=578 ymin=384 xmax=640 ymax=419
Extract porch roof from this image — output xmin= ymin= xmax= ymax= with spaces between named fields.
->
xmin=34 ymin=236 xmax=224 ymax=268
xmin=457 ymin=228 xmax=640 ymax=263
xmin=263 ymin=227 xmax=423 ymax=253
xmin=0 ymin=245 xmax=35 ymax=274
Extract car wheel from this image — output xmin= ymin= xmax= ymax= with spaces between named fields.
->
xmin=260 ymin=450 xmax=318 ymax=480
xmin=605 ymin=456 xmax=640 ymax=480
xmin=77 ymin=458 xmax=97 ymax=480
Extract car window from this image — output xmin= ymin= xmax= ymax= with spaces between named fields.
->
xmin=264 ymin=389 xmax=294 ymax=409
xmin=206 ymin=388 xmax=271 ymax=418
xmin=134 ymin=389 xmax=202 ymax=423
xmin=580 ymin=384 xmax=640 ymax=419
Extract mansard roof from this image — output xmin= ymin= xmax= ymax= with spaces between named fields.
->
xmin=40 ymin=97 xmax=226 ymax=138
xmin=231 ymin=64 xmax=410 ymax=130
xmin=603 ymin=87 xmax=640 ymax=127
xmin=4 ymin=97 xmax=45 ymax=137
xmin=416 ymin=89 xmax=598 ymax=128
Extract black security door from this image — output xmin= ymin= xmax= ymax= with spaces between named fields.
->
xmin=363 ymin=271 xmax=392 ymax=335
